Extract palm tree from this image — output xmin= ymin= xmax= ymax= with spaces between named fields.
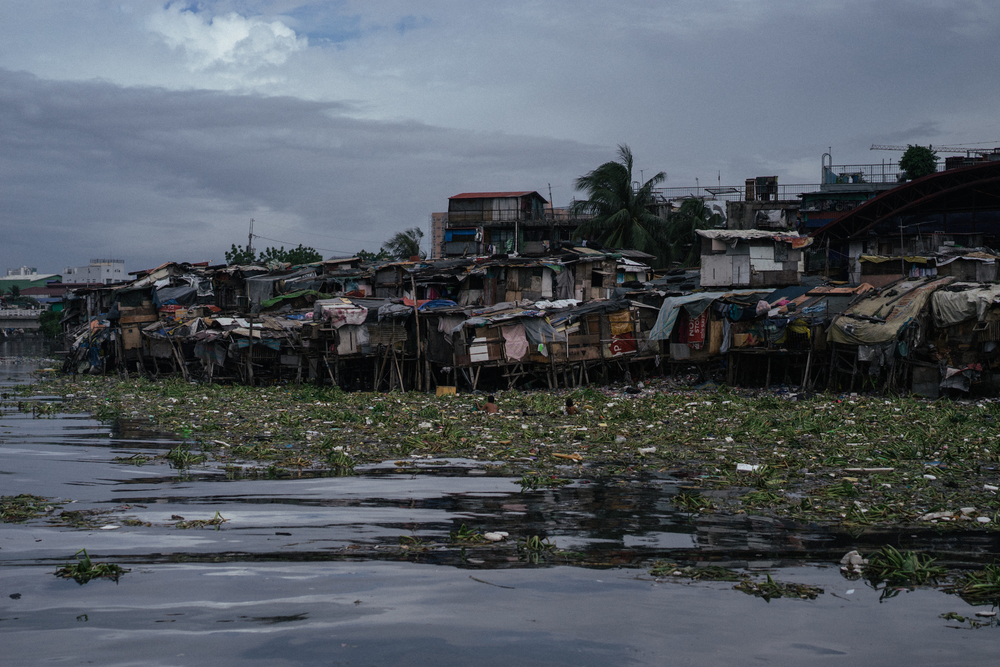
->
xmin=665 ymin=198 xmax=723 ymax=267
xmin=569 ymin=144 xmax=667 ymax=257
xmin=382 ymin=227 xmax=425 ymax=260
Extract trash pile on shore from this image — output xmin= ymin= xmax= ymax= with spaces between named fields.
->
xmin=10 ymin=374 xmax=1000 ymax=531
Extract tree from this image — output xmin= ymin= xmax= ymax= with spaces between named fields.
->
xmin=357 ymin=248 xmax=390 ymax=262
xmin=382 ymin=227 xmax=425 ymax=260
xmin=225 ymin=243 xmax=322 ymax=265
xmin=665 ymin=198 xmax=724 ymax=267
xmin=569 ymin=144 xmax=668 ymax=259
xmin=10 ymin=285 xmax=20 ymax=298
xmin=225 ymin=244 xmax=258 ymax=264
xmin=259 ymin=244 xmax=323 ymax=265
xmin=899 ymin=145 xmax=938 ymax=181
xmin=38 ymin=309 xmax=62 ymax=340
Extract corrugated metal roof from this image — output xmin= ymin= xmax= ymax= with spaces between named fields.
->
xmin=448 ymin=191 xmax=540 ymax=200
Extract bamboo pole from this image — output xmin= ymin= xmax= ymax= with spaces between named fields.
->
xmin=410 ymin=274 xmax=422 ymax=392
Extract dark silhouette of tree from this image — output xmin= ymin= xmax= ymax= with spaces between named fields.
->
xmin=899 ymin=145 xmax=938 ymax=180
xmin=259 ymin=244 xmax=322 ymax=265
xmin=225 ymin=244 xmax=258 ymax=264
xmin=357 ymin=248 xmax=390 ymax=262
xmin=382 ymin=228 xmax=425 ymax=260
xmin=666 ymin=198 xmax=724 ymax=267
xmin=225 ymin=243 xmax=322 ymax=265
xmin=569 ymin=144 xmax=667 ymax=257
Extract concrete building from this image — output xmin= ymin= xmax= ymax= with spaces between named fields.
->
xmin=62 ymin=259 xmax=126 ymax=285
xmin=1 ymin=267 xmax=62 ymax=292
xmin=697 ymin=229 xmax=813 ymax=288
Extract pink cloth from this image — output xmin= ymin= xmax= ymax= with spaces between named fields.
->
xmin=501 ymin=324 xmax=529 ymax=360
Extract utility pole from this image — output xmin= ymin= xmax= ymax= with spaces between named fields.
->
xmin=248 ymin=219 xmax=255 ymax=257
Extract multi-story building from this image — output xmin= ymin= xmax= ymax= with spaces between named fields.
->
xmin=433 ymin=191 xmax=585 ymax=258
xmin=62 ymin=259 xmax=126 ymax=285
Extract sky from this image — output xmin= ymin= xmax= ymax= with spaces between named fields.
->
xmin=2 ymin=0 xmax=999 ymax=274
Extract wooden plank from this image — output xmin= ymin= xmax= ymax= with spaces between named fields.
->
xmin=120 ymin=314 xmax=159 ymax=324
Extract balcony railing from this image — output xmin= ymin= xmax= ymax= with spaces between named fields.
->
xmin=653 ymin=184 xmax=820 ymax=203
xmin=823 ymin=163 xmax=903 ymax=185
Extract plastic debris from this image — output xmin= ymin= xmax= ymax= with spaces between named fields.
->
xmin=736 ymin=463 xmax=761 ymax=472
xmin=840 ymin=550 xmax=868 ymax=576
xmin=483 ymin=531 xmax=509 ymax=542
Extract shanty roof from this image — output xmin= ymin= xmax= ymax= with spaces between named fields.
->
xmin=696 ymin=229 xmax=808 ymax=242
xmin=448 ymin=191 xmax=542 ymax=200
xmin=697 ymin=228 xmax=814 ymax=249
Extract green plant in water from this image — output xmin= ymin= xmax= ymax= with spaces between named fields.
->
xmin=519 ymin=473 xmax=571 ymax=491
xmin=945 ymin=562 xmax=1000 ymax=604
xmin=518 ymin=535 xmax=555 ymax=553
xmin=672 ymin=492 xmax=715 ymax=512
xmin=326 ymin=450 xmax=355 ymax=475
xmin=113 ymin=453 xmax=149 ymax=466
xmin=864 ymin=546 xmax=946 ymax=586
xmin=734 ymin=574 xmax=823 ymax=602
xmin=166 ymin=444 xmax=206 ymax=468
xmin=822 ymin=479 xmax=860 ymax=498
xmin=518 ymin=534 xmax=556 ymax=563
xmin=54 ymin=549 xmax=129 ymax=584
xmin=741 ymin=490 xmax=784 ymax=507
xmin=649 ymin=561 xmax=742 ymax=581
xmin=174 ymin=511 xmax=227 ymax=530
xmin=1 ymin=494 xmax=57 ymax=522
xmin=398 ymin=535 xmax=430 ymax=550
xmin=450 ymin=523 xmax=484 ymax=543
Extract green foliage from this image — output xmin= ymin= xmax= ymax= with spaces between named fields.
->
xmin=225 ymin=243 xmax=322 ymax=265
xmin=734 ymin=574 xmax=823 ymax=601
xmin=519 ymin=473 xmax=571 ymax=491
xmin=1 ymin=494 xmax=56 ymax=522
xmin=260 ymin=244 xmax=323 ymax=265
xmin=650 ymin=561 xmax=744 ymax=580
xmin=54 ymin=549 xmax=129 ymax=584
xmin=865 ymin=546 xmax=945 ymax=586
xmin=665 ymin=198 xmax=723 ymax=267
xmin=382 ymin=227 xmax=425 ymax=260
xmin=225 ymin=244 xmax=257 ymax=264
xmin=899 ymin=145 xmax=938 ymax=180
xmin=174 ymin=511 xmax=228 ymax=530
xmin=449 ymin=523 xmax=484 ymax=543
xmin=946 ymin=562 xmax=1000 ymax=604
xmin=570 ymin=144 xmax=668 ymax=262
xmin=517 ymin=535 xmax=556 ymax=562
xmin=357 ymin=248 xmax=390 ymax=262
xmin=38 ymin=309 xmax=63 ymax=340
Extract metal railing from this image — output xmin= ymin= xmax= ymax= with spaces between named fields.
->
xmin=823 ymin=163 xmax=903 ymax=185
xmin=652 ymin=184 xmax=821 ymax=203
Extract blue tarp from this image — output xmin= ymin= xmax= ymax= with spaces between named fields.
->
xmin=418 ymin=299 xmax=459 ymax=311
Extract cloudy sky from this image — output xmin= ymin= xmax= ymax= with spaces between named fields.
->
xmin=2 ymin=1 xmax=998 ymax=274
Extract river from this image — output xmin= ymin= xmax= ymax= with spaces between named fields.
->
xmin=1 ymin=346 xmax=997 ymax=665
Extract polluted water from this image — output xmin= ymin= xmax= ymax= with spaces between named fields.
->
xmin=2 ymin=346 xmax=999 ymax=666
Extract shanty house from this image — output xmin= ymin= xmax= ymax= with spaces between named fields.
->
xmin=697 ymin=229 xmax=813 ymax=288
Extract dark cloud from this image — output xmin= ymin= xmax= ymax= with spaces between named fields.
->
xmin=0 ymin=69 xmax=607 ymax=272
